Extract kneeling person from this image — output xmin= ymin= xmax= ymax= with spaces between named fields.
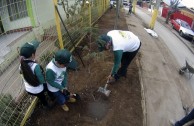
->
xmin=46 ymin=49 xmax=76 ymax=111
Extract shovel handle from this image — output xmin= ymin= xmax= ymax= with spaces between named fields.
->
xmin=104 ymin=83 xmax=108 ymax=89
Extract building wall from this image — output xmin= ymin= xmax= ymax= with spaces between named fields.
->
xmin=1 ymin=0 xmax=75 ymax=32
xmin=180 ymin=10 xmax=194 ymax=20
xmin=31 ymin=0 xmax=75 ymax=29
xmin=1 ymin=1 xmax=31 ymax=32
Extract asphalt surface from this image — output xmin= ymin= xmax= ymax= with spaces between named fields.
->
xmin=124 ymin=6 xmax=194 ymax=126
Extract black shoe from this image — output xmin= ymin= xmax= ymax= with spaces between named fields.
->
xmin=43 ymin=101 xmax=56 ymax=110
xmin=113 ymin=74 xmax=120 ymax=81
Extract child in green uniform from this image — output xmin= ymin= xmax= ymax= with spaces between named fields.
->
xmin=19 ymin=40 xmax=52 ymax=108
xmin=46 ymin=49 xmax=77 ymax=111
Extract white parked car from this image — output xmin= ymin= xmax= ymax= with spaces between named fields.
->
xmin=171 ymin=19 xmax=194 ymax=40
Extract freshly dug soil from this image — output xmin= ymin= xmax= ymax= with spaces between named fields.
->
xmin=26 ymin=8 xmax=143 ymax=126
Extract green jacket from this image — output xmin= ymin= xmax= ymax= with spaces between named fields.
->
xmin=46 ymin=60 xmax=67 ymax=90
xmin=112 ymin=50 xmax=123 ymax=75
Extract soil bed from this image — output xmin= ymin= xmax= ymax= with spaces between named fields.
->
xmin=27 ymin=8 xmax=143 ymax=126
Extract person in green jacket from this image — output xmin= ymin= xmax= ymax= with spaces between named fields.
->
xmin=19 ymin=40 xmax=53 ymax=109
xmin=97 ymin=30 xmax=141 ymax=82
xmin=46 ymin=49 xmax=77 ymax=112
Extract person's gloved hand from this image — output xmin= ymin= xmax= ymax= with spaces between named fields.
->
xmin=61 ymin=88 xmax=70 ymax=96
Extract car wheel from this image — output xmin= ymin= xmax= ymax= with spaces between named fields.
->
xmin=179 ymin=31 xmax=183 ymax=37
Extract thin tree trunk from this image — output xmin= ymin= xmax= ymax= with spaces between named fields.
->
xmin=165 ymin=11 xmax=172 ymax=24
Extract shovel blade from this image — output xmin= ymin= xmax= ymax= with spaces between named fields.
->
xmin=104 ymin=90 xmax=111 ymax=96
xmin=98 ymin=87 xmax=111 ymax=96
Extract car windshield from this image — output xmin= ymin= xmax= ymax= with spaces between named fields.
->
xmin=181 ymin=21 xmax=191 ymax=30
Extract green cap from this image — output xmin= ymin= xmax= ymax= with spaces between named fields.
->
xmin=20 ymin=40 xmax=40 ymax=58
xmin=97 ymin=35 xmax=112 ymax=52
xmin=55 ymin=49 xmax=78 ymax=69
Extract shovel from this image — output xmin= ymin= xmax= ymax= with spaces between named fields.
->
xmin=98 ymin=80 xmax=111 ymax=97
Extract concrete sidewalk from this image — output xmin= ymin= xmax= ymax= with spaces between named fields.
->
xmin=123 ymin=8 xmax=194 ymax=126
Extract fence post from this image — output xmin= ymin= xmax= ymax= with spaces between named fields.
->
xmin=102 ymin=0 xmax=105 ymax=13
xmin=105 ymin=0 xmax=108 ymax=10
xmin=97 ymin=0 xmax=99 ymax=17
xmin=99 ymin=0 xmax=101 ymax=17
xmin=149 ymin=0 xmax=161 ymax=29
xmin=88 ymin=1 xmax=91 ymax=27
xmin=52 ymin=0 xmax=64 ymax=49
xmin=107 ymin=0 xmax=109 ymax=10
xmin=101 ymin=0 xmax=103 ymax=16
xmin=99 ymin=0 xmax=102 ymax=17
xmin=132 ymin=0 xmax=137 ymax=14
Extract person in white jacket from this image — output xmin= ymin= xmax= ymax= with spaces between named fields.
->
xmin=97 ymin=30 xmax=141 ymax=82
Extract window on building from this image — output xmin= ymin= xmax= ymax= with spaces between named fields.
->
xmin=0 ymin=0 xmax=6 ymax=15
xmin=7 ymin=0 xmax=28 ymax=21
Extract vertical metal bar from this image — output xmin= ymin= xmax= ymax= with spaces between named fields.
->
xmin=100 ymin=0 xmax=102 ymax=16
xmin=52 ymin=0 xmax=64 ymax=49
xmin=97 ymin=0 xmax=99 ymax=17
xmin=55 ymin=5 xmax=85 ymax=67
xmin=103 ymin=0 xmax=105 ymax=11
xmin=88 ymin=1 xmax=91 ymax=27
xmin=132 ymin=0 xmax=137 ymax=14
xmin=149 ymin=0 xmax=161 ymax=29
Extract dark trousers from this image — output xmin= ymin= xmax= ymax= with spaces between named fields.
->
xmin=51 ymin=90 xmax=70 ymax=105
xmin=116 ymin=42 xmax=141 ymax=79
xmin=128 ymin=8 xmax=132 ymax=14
xmin=175 ymin=108 xmax=194 ymax=126
xmin=28 ymin=91 xmax=48 ymax=106
xmin=27 ymin=84 xmax=55 ymax=106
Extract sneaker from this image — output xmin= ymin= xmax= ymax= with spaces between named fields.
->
xmin=61 ymin=104 xmax=69 ymax=111
xmin=68 ymin=97 xmax=76 ymax=103
xmin=169 ymin=119 xmax=175 ymax=126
